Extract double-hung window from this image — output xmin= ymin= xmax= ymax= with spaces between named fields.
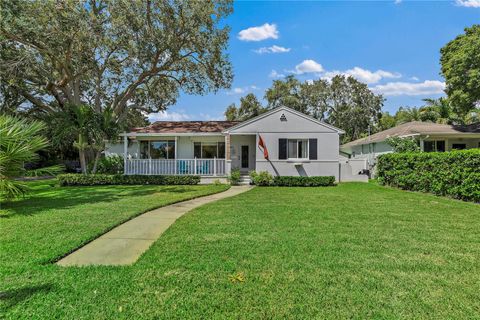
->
xmin=287 ymin=139 xmax=309 ymax=159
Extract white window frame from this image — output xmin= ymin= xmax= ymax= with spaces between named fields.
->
xmin=287 ymin=139 xmax=309 ymax=160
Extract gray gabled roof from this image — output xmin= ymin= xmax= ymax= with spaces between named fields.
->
xmin=223 ymin=106 xmax=345 ymax=134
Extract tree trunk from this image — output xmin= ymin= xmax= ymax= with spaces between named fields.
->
xmin=91 ymin=150 xmax=102 ymax=174
xmin=79 ymin=149 xmax=87 ymax=174
xmin=78 ymin=133 xmax=87 ymax=174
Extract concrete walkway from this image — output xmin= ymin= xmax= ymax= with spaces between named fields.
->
xmin=57 ymin=186 xmax=252 ymax=267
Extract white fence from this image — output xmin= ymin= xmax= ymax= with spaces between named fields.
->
xmin=125 ymin=158 xmax=226 ymax=176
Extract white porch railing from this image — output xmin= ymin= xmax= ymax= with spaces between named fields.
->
xmin=125 ymin=158 xmax=226 ymax=176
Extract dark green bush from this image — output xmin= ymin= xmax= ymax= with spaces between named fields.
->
xmin=58 ymin=174 xmax=200 ymax=186
xmin=228 ymin=168 xmax=241 ymax=185
xmin=377 ymin=149 xmax=480 ymax=202
xmin=272 ymin=176 xmax=336 ymax=187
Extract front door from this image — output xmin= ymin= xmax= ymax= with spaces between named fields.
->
xmin=241 ymin=145 xmax=249 ymax=169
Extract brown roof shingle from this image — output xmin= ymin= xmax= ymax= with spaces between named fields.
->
xmin=131 ymin=121 xmax=241 ymax=134
xmin=342 ymin=121 xmax=480 ymax=148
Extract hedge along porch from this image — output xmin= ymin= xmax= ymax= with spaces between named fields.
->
xmin=105 ymin=107 xmax=345 ymax=180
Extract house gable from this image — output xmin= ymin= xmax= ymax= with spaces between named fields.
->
xmin=225 ymin=107 xmax=344 ymax=134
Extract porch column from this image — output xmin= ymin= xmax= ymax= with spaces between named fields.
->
xmin=174 ymin=136 xmax=178 ymax=175
xmin=419 ymin=139 xmax=424 ymax=152
xmin=225 ymin=134 xmax=231 ymax=176
xmin=123 ymin=133 xmax=128 ymax=175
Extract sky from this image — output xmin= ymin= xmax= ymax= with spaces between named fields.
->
xmin=149 ymin=0 xmax=480 ymax=122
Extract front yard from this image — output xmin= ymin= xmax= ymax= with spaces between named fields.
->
xmin=1 ymin=181 xmax=479 ymax=318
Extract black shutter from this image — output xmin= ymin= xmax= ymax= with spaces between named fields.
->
xmin=309 ymin=139 xmax=317 ymax=160
xmin=279 ymin=139 xmax=287 ymax=160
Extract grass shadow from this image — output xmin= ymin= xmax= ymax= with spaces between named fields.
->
xmin=1 ymin=184 xmax=197 ymax=218
xmin=0 ymin=284 xmax=53 ymax=310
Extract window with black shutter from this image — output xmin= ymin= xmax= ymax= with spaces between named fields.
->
xmin=309 ymin=139 xmax=317 ymax=160
xmin=279 ymin=139 xmax=287 ymax=159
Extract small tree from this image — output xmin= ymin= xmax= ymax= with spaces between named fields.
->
xmin=0 ymin=115 xmax=48 ymax=199
xmin=385 ymin=137 xmax=420 ymax=153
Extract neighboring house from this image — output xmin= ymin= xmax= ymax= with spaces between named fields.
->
xmin=340 ymin=121 xmax=480 ymax=172
xmin=106 ymin=106 xmax=355 ymax=181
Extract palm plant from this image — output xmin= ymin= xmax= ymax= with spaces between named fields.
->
xmin=421 ymin=98 xmax=458 ymax=124
xmin=395 ymin=106 xmax=422 ymax=124
xmin=0 ymin=115 xmax=48 ymax=199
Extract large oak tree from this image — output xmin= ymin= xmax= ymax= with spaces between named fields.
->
xmin=1 ymin=0 xmax=233 ymax=170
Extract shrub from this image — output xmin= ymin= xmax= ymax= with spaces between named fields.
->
xmin=58 ymin=174 xmax=200 ymax=186
xmin=377 ymin=149 xmax=480 ymax=202
xmin=93 ymin=155 xmax=124 ymax=174
xmin=213 ymin=179 xmax=225 ymax=185
xmin=251 ymin=171 xmax=274 ymax=186
xmin=385 ymin=136 xmax=420 ymax=153
xmin=229 ymin=168 xmax=241 ymax=185
xmin=273 ymin=176 xmax=336 ymax=187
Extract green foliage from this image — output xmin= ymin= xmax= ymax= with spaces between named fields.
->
xmin=228 ymin=168 xmax=241 ymax=185
xmin=272 ymin=176 xmax=336 ymax=187
xmin=250 ymin=171 xmax=274 ymax=186
xmin=58 ymin=174 xmax=200 ymax=186
xmin=224 ymin=93 xmax=267 ymax=121
xmin=89 ymin=155 xmax=124 ymax=174
xmin=1 ymin=0 xmax=233 ymax=115
xmin=0 ymin=115 xmax=48 ymax=199
xmin=385 ymin=137 xmax=420 ymax=153
xmin=441 ymin=25 xmax=480 ymax=117
xmin=249 ymin=171 xmax=335 ymax=187
xmin=377 ymin=149 xmax=480 ymax=202
xmin=377 ymin=112 xmax=397 ymax=131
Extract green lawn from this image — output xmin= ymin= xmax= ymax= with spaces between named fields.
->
xmin=1 ymin=181 xmax=480 ymax=319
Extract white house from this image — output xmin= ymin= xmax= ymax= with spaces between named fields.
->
xmin=106 ymin=106 xmax=366 ymax=181
xmin=340 ymin=121 xmax=480 ymax=172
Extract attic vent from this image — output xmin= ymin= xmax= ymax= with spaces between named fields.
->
xmin=280 ymin=113 xmax=287 ymax=122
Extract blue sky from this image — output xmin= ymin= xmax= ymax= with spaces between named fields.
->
xmin=149 ymin=0 xmax=480 ymax=122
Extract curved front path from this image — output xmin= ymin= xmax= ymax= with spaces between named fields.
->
xmin=57 ymin=185 xmax=253 ymax=266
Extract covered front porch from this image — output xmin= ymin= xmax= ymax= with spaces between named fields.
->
xmin=117 ymin=132 xmax=258 ymax=176
xmin=120 ymin=133 xmax=229 ymax=176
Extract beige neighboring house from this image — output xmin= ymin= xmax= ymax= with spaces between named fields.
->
xmin=340 ymin=121 xmax=480 ymax=174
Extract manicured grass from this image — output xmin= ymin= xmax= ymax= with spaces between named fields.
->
xmin=1 ymin=182 xmax=479 ymax=318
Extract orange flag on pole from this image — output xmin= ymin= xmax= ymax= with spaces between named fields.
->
xmin=258 ymin=134 xmax=269 ymax=160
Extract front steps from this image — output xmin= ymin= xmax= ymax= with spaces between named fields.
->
xmin=239 ymin=174 xmax=252 ymax=185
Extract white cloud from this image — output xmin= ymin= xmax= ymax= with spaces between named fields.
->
xmin=394 ymin=0 xmax=402 ymax=4
xmin=371 ymin=80 xmax=446 ymax=96
xmin=269 ymin=70 xmax=285 ymax=78
xmin=226 ymin=85 xmax=259 ymax=95
xmin=456 ymin=0 xmax=480 ymax=7
xmin=321 ymin=67 xmax=400 ymax=84
xmin=410 ymin=76 xmax=419 ymax=81
xmin=148 ymin=111 xmax=191 ymax=122
xmin=345 ymin=67 xmax=401 ymax=84
xmin=254 ymin=45 xmax=291 ymax=54
xmin=238 ymin=23 xmax=279 ymax=41
xmin=293 ymin=59 xmax=324 ymax=74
